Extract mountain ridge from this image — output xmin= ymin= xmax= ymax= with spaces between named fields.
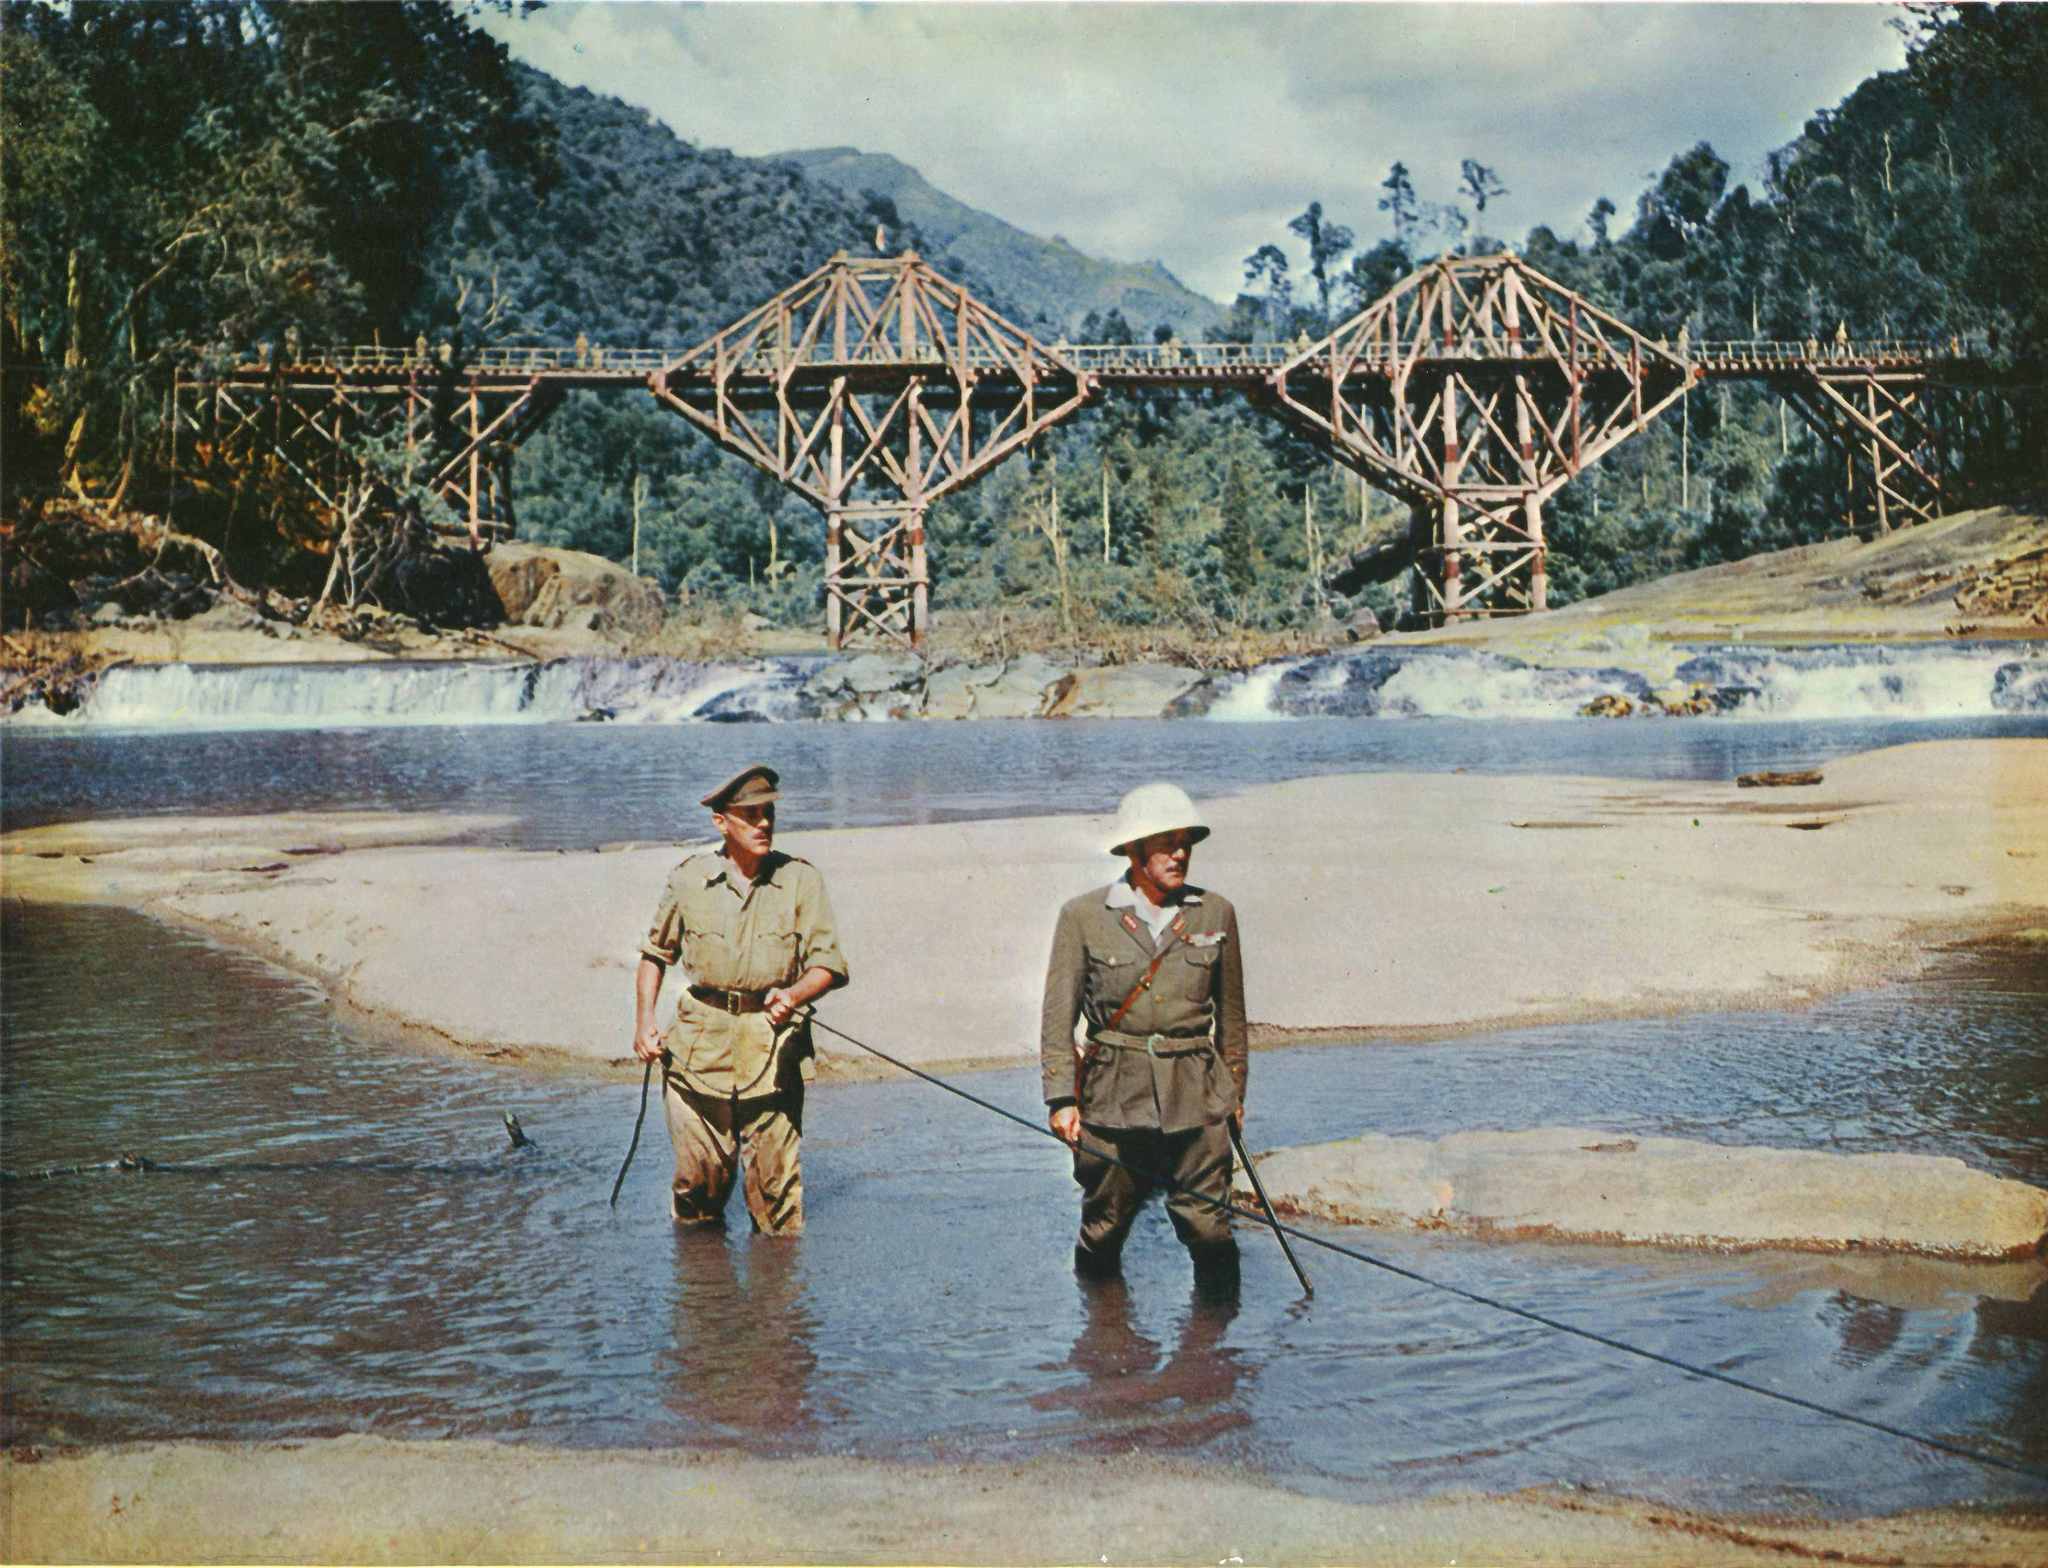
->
xmin=773 ymin=145 xmax=1226 ymax=338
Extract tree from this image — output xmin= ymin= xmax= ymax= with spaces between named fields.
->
xmin=1217 ymin=458 xmax=1257 ymax=601
xmin=1288 ymin=200 xmax=1355 ymax=327
xmin=1899 ymin=2 xmax=2048 ymax=349
xmin=0 ymin=0 xmax=536 ymax=520
xmin=1636 ymin=142 xmax=1730 ymax=258
xmin=1378 ymin=162 xmax=1421 ymax=249
xmin=1588 ymin=196 xmax=1618 ymax=248
xmin=1241 ymin=243 xmax=1293 ymax=337
xmin=1458 ymin=159 xmax=1507 ymax=215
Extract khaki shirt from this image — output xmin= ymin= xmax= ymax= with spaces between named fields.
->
xmin=641 ymin=848 xmax=849 ymax=1099
xmin=1040 ymin=880 xmax=1248 ymax=1132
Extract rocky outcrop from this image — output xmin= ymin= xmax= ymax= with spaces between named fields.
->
xmin=1039 ymin=663 xmax=1205 ymax=718
xmin=1236 ymin=1127 xmax=2048 ymax=1262
xmin=920 ymin=654 xmax=1067 ymax=719
xmin=486 ymin=544 xmax=665 ymax=640
xmin=801 ymin=653 xmax=925 ymax=720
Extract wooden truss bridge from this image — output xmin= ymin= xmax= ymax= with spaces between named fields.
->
xmin=176 ymin=250 xmax=2015 ymax=647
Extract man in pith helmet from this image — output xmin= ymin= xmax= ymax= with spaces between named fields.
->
xmin=1040 ymin=781 xmax=1248 ymax=1291
xmin=633 ymin=764 xmax=847 ymax=1234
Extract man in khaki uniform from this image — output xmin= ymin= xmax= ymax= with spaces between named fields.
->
xmin=633 ymin=764 xmax=848 ymax=1234
xmin=1042 ymin=781 xmax=1248 ymax=1289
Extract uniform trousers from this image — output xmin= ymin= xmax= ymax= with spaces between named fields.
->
xmin=664 ymin=1078 xmax=804 ymax=1235
xmin=1072 ymin=1119 xmax=1235 ymax=1268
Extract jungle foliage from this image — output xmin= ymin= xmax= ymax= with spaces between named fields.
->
xmin=2 ymin=0 xmax=2040 ymax=636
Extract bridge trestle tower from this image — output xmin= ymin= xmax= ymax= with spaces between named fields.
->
xmin=173 ymin=357 xmax=560 ymax=544
xmin=1781 ymin=365 xmax=1946 ymax=537
xmin=651 ymin=252 xmax=1089 ymax=649
xmin=1274 ymin=253 xmax=1693 ymax=620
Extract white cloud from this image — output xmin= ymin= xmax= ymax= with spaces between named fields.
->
xmin=478 ymin=1 xmax=1907 ymax=305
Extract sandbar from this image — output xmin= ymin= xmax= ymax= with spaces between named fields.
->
xmin=5 ymin=739 xmax=2044 ymax=1078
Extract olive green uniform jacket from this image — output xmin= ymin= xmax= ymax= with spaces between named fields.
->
xmin=641 ymin=848 xmax=849 ymax=1099
xmin=1040 ymin=881 xmax=1248 ymax=1133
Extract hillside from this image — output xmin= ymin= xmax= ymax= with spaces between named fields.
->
xmin=425 ymin=70 xmax=886 ymax=348
xmin=1397 ymin=503 xmax=2047 ymax=660
xmin=777 ymin=146 xmax=1226 ymax=339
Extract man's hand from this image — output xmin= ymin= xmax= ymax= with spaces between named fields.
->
xmin=765 ymin=966 xmax=837 ymax=1030
xmin=633 ymin=1022 xmax=667 ymax=1063
xmin=1050 ymin=1105 xmax=1082 ymax=1147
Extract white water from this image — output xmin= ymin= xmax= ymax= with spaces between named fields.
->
xmin=16 ymin=642 xmax=2046 ymax=731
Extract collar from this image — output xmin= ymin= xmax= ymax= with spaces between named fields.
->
xmin=703 ymin=849 xmax=785 ymax=889
xmin=1104 ymin=877 xmax=1202 ymax=913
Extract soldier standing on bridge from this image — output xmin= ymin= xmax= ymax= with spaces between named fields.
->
xmin=1041 ymin=782 xmax=1249 ymax=1294
xmin=632 ymin=765 xmax=849 ymax=1234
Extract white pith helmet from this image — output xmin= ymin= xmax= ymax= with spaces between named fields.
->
xmin=1107 ymin=781 xmax=1210 ymax=857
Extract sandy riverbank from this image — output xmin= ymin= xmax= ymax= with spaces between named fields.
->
xmin=3 ymin=1436 xmax=2044 ymax=1566
xmin=5 ymin=739 xmax=2044 ymax=1079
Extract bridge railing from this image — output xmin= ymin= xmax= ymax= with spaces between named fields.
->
xmin=1690 ymin=338 xmax=1985 ymax=367
xmin=224 ymin=336 xmax=1993 ymax=378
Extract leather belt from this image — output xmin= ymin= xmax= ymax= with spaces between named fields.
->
xmin=1089 ymin=1028 xmax=1210 ymax=1057
xmin=689 ymin=984 xmax=768 ymax=1015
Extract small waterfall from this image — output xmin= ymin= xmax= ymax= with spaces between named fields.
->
xmin=47 ymin=657 xmax=827 ymax=731
xmin=14 ymin=641 xmax=2045 ymax=730
xmin=1674 ymin=644 xmax=2048 ymax=721
xmin=1201 ymin=660 xmax=1302 ymax=721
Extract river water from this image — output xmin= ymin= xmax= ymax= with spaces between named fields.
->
xmin=3 ymin=698 xmax=2046 ymax=1522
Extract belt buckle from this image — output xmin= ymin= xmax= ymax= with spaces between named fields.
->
xmin=726 ymin=988 xmax=747 ymax=1014
xmin=1145 ymin=1032 xmax=1165 ymax=1058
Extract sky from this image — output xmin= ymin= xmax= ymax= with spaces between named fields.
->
xmin=475 ymin=2 xmax=1910 ymax=306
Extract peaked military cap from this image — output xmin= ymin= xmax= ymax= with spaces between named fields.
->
xmin=701 ymin=763 xmax=780 ymax=812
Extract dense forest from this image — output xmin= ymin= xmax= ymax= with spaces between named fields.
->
xmin=2 ymin=0 xmax=2042 ymax=638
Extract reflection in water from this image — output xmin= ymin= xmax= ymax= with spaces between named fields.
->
xmin=1032 ymin=1277 xmax=1251 ymax=1451
xmin=660 ymin=1229 xmax=828 ymax=1444
xmin=1832 ymin=1295 xmax=1907 ymax=1368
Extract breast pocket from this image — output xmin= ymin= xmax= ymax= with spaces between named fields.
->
xmin=752 ymin=925 xmax=800 ymax=989
xmin=1173 ymin=943 xmax=1221 ymax=1004
xmin=1084 ymin=945 xmax=1138 ymax=1011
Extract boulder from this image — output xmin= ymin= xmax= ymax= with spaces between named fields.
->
xmin=1579 ymin=693 xmax=1635 ymax=718
xmin=485 ymin=544 xmax=664 ymax=639
xmin=1652 ymin=684 xmax=1724 ymax=717
xmin=920 ymin=654 xmax=1066 ymax=720
xmin=802 ymin=653 xmax=924 ymax=719
xmin=1237 ymin=1127 xmax=2048 ymax=1261
xmin=1040 ymin=663 xmax=1205 ymax=718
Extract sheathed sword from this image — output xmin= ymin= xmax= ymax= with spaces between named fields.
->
xmin=1228 ymin=1116 xmax=1312 ymax=1296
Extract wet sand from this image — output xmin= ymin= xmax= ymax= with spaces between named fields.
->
xmin=4 ymin=1437 xmax=2045 ymax=1566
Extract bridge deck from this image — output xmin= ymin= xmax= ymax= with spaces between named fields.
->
xmin=217 ymin=337 xmax=1996 ymax=390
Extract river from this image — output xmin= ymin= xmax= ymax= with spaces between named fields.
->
xmin=2 ymin=674 xmax=2045 ymax=1522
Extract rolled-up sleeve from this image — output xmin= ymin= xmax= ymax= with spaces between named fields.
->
xmin=1040 ymin=902 xmax=1087 ymax=1107
xmin=640 ymin=876 xmax=684 ymax=967
xmin=794 ymin=866 xmax=849 ymax=984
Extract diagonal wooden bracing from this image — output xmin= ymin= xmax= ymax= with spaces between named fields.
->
xmin=650 ymin=250 xmax=1089 ymax=649
xmin=173 ymin=367 xmax=560 ymax=545
xmin=1273 ymin=252 xmax=1694 ymax=619
xmin=1778 ymin=370 xmax=1947 ymax=537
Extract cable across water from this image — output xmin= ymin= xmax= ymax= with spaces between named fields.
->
xmin=805 ymin=1013 xmax=2048 ymax=1488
